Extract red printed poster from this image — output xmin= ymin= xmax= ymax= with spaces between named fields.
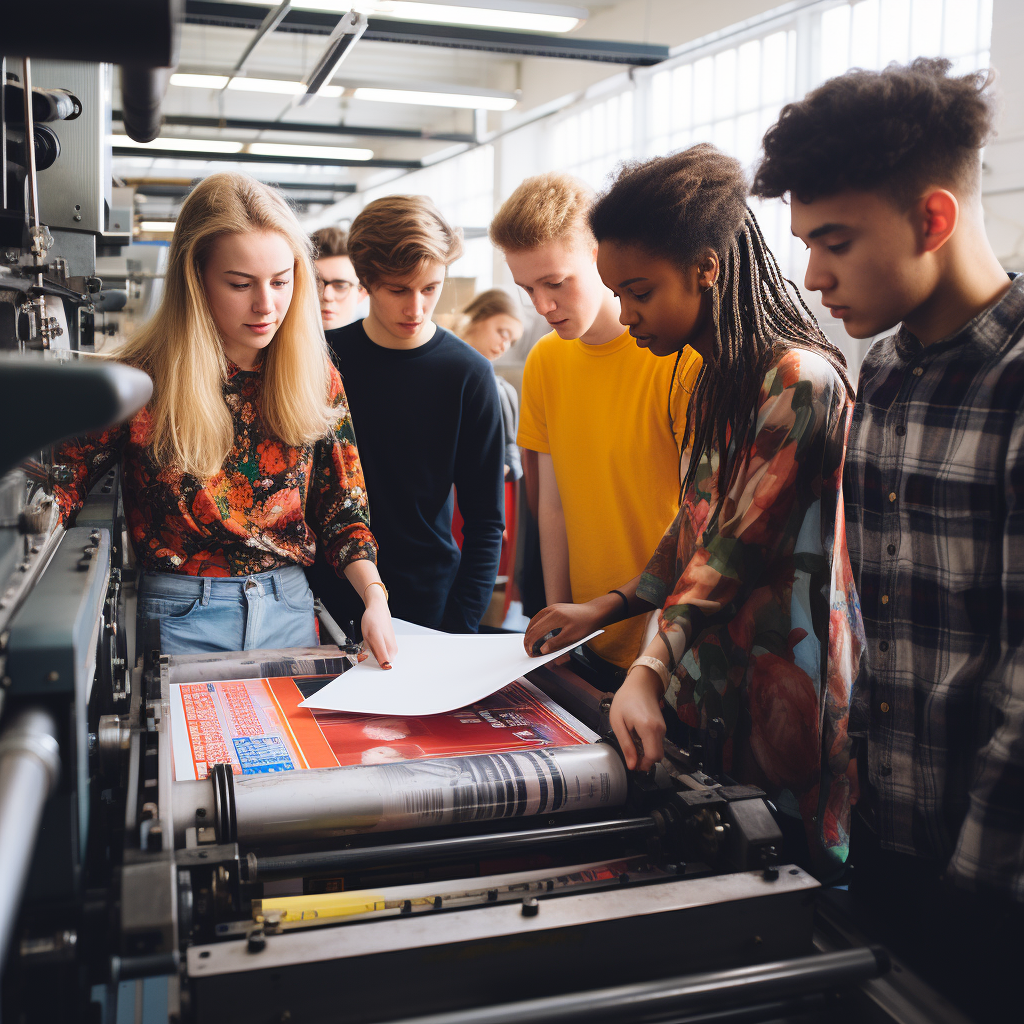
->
xmin=170 ymin=675 xmax=596 ymax=781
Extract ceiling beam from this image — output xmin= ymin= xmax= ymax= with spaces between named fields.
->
xmin=183 ymin=1 xmax=670 ymax=65
xmin=131 ymin=180 xmax=356 ymax=198
xmin=113 ymin=110 xmax=476 ymax=145
xmin=113 ymin=146 xmax=422 ymax=169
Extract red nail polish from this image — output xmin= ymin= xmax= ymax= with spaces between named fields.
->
xmin=382 ymin=662 xmax=392 ymax=669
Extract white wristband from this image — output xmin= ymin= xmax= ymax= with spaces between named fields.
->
xmin=629 ymin=655 xmax=671 ymax=693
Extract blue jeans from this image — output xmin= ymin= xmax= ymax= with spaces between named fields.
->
xmin=136 ymin=565 xmax=319 ymax=656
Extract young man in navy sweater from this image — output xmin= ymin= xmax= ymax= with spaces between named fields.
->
xmin=319 ymin=195 xmax=505 ymax=634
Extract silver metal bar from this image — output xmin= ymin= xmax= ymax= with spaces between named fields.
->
xmin=2 ymin=56 xmax=7 ymax=210
xmin=225 ymin=0 xmax=292 ymax=85
xmin=382 ymin=949 xmax=889 ymax=1024
xmin=313 ymin=598 xmax=348 ymax=646
xmin=0 ymin=706 xmax=61 ymax=969
xmin=251 ymin=816 xmax=659 ymax=880
xmin=20 ymin=58 xmax=40 ymax=234
xmin=187 ymin=867 xmax=820 ymax=977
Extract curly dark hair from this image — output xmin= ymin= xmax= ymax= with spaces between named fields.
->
xmin=591 ymin=144 xmax=852 ymax=508
xmin=752 ymin=57 xmax=996 ymax=205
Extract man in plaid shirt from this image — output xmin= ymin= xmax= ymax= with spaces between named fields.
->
xmin=754 ymin=59 xmax=1021 ymax=1018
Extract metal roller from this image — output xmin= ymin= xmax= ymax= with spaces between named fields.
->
xmin=0 ymin=707 xmax=61 ymax=969
xmin=174 ymin=743 xmax=628 ymax=847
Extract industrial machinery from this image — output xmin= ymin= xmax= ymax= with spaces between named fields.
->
xmin=0 ymin=7 xmax=977 ymax=1024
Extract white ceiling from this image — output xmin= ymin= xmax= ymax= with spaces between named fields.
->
xmin=114 ymin=0 xmax=783 ymax=221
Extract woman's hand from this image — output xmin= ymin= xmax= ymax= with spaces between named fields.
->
xmin=361 ymin=589 xmax=398 ymax=669
xmin=609 ymin=666 xmax=667 ymax=771
xmin=524 ymin=602 xmax=603 ymax=657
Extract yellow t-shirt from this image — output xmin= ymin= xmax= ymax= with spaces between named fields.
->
xmin=517 ymin=330 xmax=702 ymax=669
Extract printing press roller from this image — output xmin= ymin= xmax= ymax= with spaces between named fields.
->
xmin=173 ymin=744 xmax=629 ymax=846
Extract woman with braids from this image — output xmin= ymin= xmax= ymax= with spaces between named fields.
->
xmin=524 ymin=144 xmax=864 ymax=875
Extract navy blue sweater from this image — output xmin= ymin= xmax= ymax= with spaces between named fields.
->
xmin=321 ymin=320 xmax=505 ymax=633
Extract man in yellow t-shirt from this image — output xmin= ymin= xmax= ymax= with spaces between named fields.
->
xmin=489 ymin=173 xmax=701 ymax=676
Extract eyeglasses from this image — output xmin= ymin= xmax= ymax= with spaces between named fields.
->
xmin=317 ymin=276 xmax=358 ymax=297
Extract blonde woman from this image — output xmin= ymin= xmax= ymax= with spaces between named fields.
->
xmin=54 ymin=172 xmax=397 ymax=665
xmin=457 ymin=289 xmax=524 ymax=481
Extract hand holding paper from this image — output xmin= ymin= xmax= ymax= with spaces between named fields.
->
xmin=299 ymin=630 xmax=604 ymax=716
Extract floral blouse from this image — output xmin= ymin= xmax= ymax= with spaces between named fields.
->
xmin=54 ymin=360 xmax=377 ymax=578
xmin=637 ymin=349 xmax=864 ymax=873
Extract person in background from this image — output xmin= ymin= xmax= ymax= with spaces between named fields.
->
xmin=489 ymin=172 xmax=702 ymax=687
xmin=310 ymin=225 xmax=366 ymax=331
xmin=754 ymin=57 xmax=1021 ymax=1018
xmin=321 ymin=195 xmax=505 ymax=634
xmin=525 ymin=145 xmax=861 ymax=879
xmin=53 ymin=172 xmax=396 ymax=665
xmin=457 ymin=288 xmax=525 ymax=481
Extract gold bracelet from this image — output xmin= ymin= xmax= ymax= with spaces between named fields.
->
xmin=629 ymin=656 xmax=671 ymax=693
xmin=363 ymin=580 xmax=388 ymax=603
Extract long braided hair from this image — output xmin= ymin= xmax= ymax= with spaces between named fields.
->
xmin=590 ymin=143 xmax=853 ymax=508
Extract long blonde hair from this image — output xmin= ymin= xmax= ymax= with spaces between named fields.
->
xmin=115 ymin=172 xmax=335 ymax=479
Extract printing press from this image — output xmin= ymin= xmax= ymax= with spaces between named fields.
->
xmin=0 ymin=15 xmax=973 ymax=1024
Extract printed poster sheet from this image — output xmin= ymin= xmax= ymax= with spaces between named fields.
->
xmin=169 ymin=674 xmax=597 ymax=782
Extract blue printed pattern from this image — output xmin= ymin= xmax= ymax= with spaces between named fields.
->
xmin=232 ymin=735 xmax=294 ymax=774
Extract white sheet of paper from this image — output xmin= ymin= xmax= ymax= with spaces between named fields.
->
xmin=297 ymin=630 xmax=604 ymax=716
xmin=390 ymin=617 xmax=443 ymax=637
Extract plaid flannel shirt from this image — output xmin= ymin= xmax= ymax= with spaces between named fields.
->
xmin=844 ymin=274 xmax=1024 ymax=902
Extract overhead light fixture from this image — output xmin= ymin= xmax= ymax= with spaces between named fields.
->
xmin=228 ymin=78 xmax=343 ymax=97
xmin=299 ymin=10 xmax=368 ymax=107
xmin=169 ymin=73 xmax=342 ymax=98
xmin=139 ymin=221 xmax=176 ymax=232
xmin=168 ymin=73 xmax=230 ymax=89
xmin=112 ymin=135 xmax=245 ymax=154
xmin=296 ymin=1 xmax=586 ymax=34
xmin=248 ymin=142 xmax=374 ymax=160
xmin=353 ymin=86 xmax=517 ymax=110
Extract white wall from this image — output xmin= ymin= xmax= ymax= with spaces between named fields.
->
xmin=983 ymin=0 xmax=1024 ymax=267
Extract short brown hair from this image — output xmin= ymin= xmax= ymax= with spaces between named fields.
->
xmin=489 ymin=172 xmax=594 ymax=252
xmin=347 ymin=194 xmax=462 ymax=289
xmin=753 ymin=57 xmax=996 ymax=206
xmin=310 ymin=225 xmax=349 ymax=259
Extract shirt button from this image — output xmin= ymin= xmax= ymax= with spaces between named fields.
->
xmin=879 ymin=640 xmax=889 ymax=652
xmin=881 ymin=595 xmax=889 ymax=605
xmin=887 ymin=544 xmax=896 ymax=556
xmin=879 ymin=764 xmax=892 ymax=776
xmin=912 ymin=367 xmax=924 ymax=377
xmin=888 ymin=492 xmax=897 ymax=502
xmin=880 ymin=702 xmax=890 ymax=713
xmin=895 ymin=425 xmax=906 ymax=436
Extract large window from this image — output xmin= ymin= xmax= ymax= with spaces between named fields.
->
xmin=547 ymin=90 xmax=635 ymax=189
xmin=529 ymin=0 xmax=993 ymax=368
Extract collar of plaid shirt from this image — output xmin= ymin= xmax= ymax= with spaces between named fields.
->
xmin=844 ymin=273 xmax=1024 ymax=902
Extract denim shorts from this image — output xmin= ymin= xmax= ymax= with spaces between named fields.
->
xmin=136 ymin=565 xmax=319 ymax=656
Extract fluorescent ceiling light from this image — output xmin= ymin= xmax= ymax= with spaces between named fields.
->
xmin=170 ymin=73 xmax=342 ymax=98
xmin=169 ymin=73 xmax=229 ymax=89
xmin=229 ymin=78 xmax=343 ymax=97
xmin=353 ymin=86 xmax=517 ymax=110
xmin=111 ymin=135 xmax=245 ymax=154
xmin=248 ymin=142 xmax=374 ymax=161
xmin=297 ymin=1 xmax=585 ymax=34
xmin=139 ymin=221 xmax=176 ymax=232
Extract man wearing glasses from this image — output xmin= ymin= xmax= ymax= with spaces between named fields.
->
xmin=311 ymin=225 xmax=366 ymax=330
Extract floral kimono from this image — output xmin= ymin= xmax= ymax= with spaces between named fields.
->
xmin=54 ymin=361 xmax=376 ymax=577
xmin=637 ymin=348 xmax=864 ymax=873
